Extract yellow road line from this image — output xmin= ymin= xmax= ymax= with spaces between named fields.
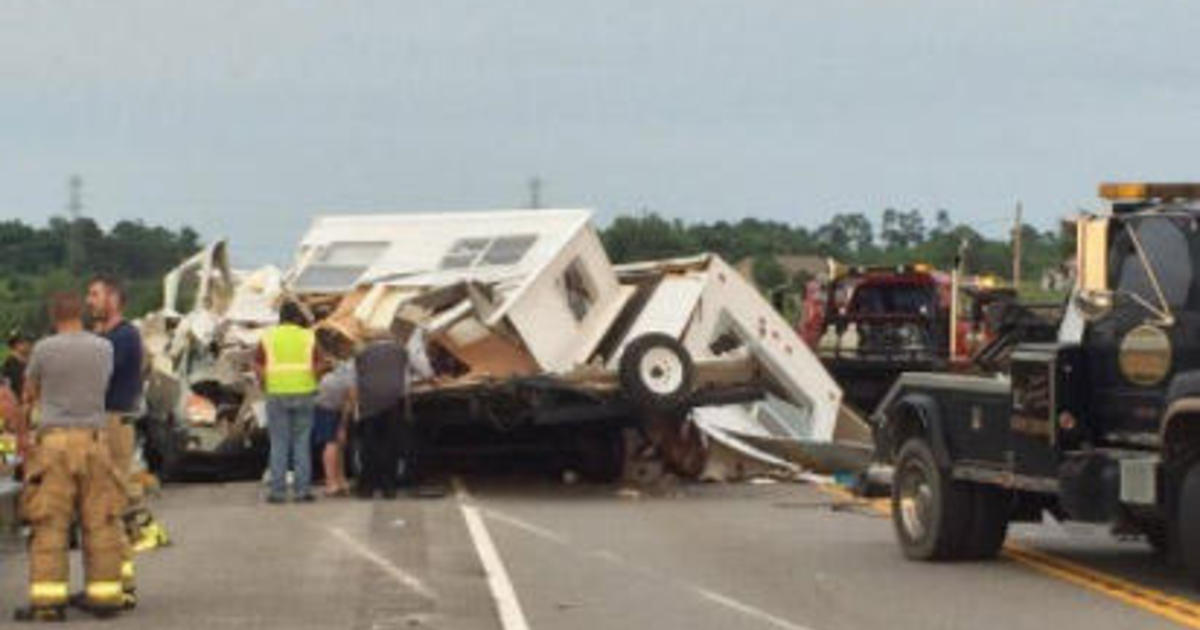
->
xmin=1004 ymin=544 xmax=1200 ymax=628
xmin=816 ymin=483 xmax=1200 ymax=628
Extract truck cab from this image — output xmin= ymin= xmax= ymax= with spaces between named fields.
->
xmin=873 ymin=182 xmax=1200 ymax=581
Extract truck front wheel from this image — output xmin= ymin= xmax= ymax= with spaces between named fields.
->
xmin=892 ymin=438 xmax=973 ymax=560
xmin=963 ymin=485 xmax=1009 ymax=559
xmin=1177 ymin=463 xmax=1200 ymax=583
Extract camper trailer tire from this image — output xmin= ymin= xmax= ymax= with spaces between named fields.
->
xmin=619 ymin=333 xmax=694 ymax=413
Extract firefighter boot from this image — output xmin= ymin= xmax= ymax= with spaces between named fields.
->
xmin=121 ymin=558 xmax=138 ymax=609
xmin=133 ymin=515 xmax=170 ymax=552
xmin=12 ymin=605 xmax=66 ymax=622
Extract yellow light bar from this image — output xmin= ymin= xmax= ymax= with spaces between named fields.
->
xmin=1099 ymin=182 xmax=1147 ymax=200
xmin=1099 ymin=182 xmax=1200 ymax=201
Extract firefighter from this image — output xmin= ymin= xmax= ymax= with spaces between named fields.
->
xmin=16 ymin=292 xmax=126 ymax=621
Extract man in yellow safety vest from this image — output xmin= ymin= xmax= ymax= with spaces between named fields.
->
xmin=255 ymin=301 xmax=324 ymax=503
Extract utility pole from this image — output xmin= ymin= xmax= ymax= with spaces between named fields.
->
xmin=1011 ymin=201 xmax=1023 ymax=289
xmin=950 ymin=237 xmax=969 ymax=359
xmin=66 ymin=174 xmax=84 ymax=271
xmin=528 ymin=177 xmax=542 ymax=209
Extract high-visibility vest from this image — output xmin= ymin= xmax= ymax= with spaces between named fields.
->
xmin=262 ymin=324 xmax=318 ymax=395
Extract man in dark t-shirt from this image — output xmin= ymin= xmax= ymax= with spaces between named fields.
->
xmin=100 ymin=321 xmax=142 ymax=413
xmin=87 ymin=274 xmax=152 ymax=607
xmin=354 ymin=337 xmax=410 ymax=499
xmin=85 ymin=276 xmax=144 ymax=413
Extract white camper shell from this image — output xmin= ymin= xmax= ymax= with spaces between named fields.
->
xmin=287 ymin=209 xmax=865 ymax=480
xmin=290 ymin=210 xmax=630 ymax=374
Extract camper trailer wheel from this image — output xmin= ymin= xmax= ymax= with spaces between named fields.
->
xmin=619 ymin=333 xmax=694 ymax=413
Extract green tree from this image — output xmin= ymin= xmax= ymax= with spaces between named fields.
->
xmin=751 ymin=256 xmax=787 ymax=290
xmin=598 ymin=208 xmax=1067 ymax=302
xmin=601 ymin=213 xmax=699 ymax=263
xmin=0 ymin=217 xmax=200 ymax=336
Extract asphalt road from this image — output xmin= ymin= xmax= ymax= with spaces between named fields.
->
xmin=0 ymin=478 xmax=1198 ymax=629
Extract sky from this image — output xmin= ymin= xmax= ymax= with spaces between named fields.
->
xmin=3 ymin=0 xmax=1200 ymax=266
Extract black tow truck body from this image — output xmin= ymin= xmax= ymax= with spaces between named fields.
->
xmin=872 ymin=183 xmax=1200 ymax=580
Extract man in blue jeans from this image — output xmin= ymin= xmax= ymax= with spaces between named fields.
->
xmin=255 ymin=302 xmax=324 ymax=503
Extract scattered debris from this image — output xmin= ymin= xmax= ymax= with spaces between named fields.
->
xmin=615 ymin=487 xmax=643 ymax=500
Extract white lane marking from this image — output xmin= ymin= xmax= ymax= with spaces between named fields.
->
xmin=586 ymin=549 xmax=626 ymax=565
xmin=481 ymin=508 xmax=571 ymax=545
xmin=327 ymin=526 xmax=436 ymax=600
xmin=694 ymin=587 xmax=815 ymax=630
xmin=460 ymin=502 xmax=532 ymax=630
xmin=480 ymin=504 xmax=815 ymax=630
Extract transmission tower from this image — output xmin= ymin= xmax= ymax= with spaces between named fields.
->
xmin=66 ymin=174 xmax=84 ymax=270
xmin=528 ymin=177 xmax=542 ymax=209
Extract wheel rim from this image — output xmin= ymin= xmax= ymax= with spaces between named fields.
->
xmin=639 ymin=347 xmax=685 ymax=395
xmin=898 ymin=461 xmax=934 ymax=542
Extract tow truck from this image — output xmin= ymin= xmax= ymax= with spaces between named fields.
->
xmin=800 ymin=262 xmax=1017 ymax=413
xmin=873 ymin=183 xmax=1200 ymax=582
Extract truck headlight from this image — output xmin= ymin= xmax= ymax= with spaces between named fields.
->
xmin=1118 ymin=324 xmax=1172 ymax=386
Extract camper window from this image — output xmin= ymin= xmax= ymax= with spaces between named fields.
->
xmin=482 ymin=235 xmax=537 ymax=265
xmin=441 ymin=238 xmax=490 ymax=269
xmin=320 ymin=241 xmax=389 ymax=265
xmin=563 ymin=258 xmax=594 ymax=321
xmin=292 ymin=241 xmax=390 ymax=292
xmin=293 ymin=265 xmax=368 ymax=292
xmin=441 ymin=234 xmax=538 ymax=269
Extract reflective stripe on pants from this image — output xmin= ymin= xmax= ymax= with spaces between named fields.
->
xmin=22 ymin=429 xmax=126 ymax=607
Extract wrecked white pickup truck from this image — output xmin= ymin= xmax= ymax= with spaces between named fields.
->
xmin=140 ymin=209 xmax=870 ymax=483
xmin=138 ymin=241 xmax=283 ymax=481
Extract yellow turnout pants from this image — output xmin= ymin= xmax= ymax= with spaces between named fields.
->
xmin=20 ymin=428 xmax=127 ymax=609
xmin=105 ymin=413 xmax=138 ymax=592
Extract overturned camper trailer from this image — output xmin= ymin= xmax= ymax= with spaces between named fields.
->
xmin=138 ymin=209 xmax=868 ymax=483
xmin=289 ymin=209 xmax=869 ymax=481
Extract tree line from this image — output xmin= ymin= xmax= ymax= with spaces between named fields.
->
xmin=600 ymin=209 xmax=1071 ymax=294
xmin=0 ymin=217 xmax=200 ymax=336
xmin=0 ymin=207 xmax=1068 ymax=337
